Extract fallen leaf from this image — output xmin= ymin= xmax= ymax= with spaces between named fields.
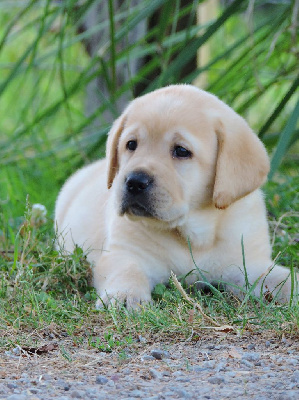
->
xmin=21 ymin=343 xmax=58 ymax=356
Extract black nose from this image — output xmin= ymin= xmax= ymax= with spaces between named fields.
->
xmin=125 ymin=171 xmax=153 ymax=195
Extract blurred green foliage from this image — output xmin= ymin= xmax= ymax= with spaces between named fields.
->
xmin=0 ymin=0 xmax=298 ymax=218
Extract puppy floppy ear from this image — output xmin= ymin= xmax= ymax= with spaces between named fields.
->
xmin=106 ymin=114 xmax=127 ymax=189
xmin=213 ymin=112 xmax=270 ymax=209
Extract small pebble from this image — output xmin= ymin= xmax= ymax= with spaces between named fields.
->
xmin=151 ymin=349 xmax=170 ymax=360
xmin=12 ymin=347 xmax=21 ymax=355
xmin=173 ymin=371 xmax=183 ymax=377
xmin=141 ymin=355 xmax=156 ymax=361
xmin=274 ymin=381 xmax=285 ymax=390
xmin=137 ymin=335 xmax=147 ymax=343
xmin=57 ymin=380 xmax=70 ymax=391
xmin=216 ymin=362 xmax=226 ymax=372
xmin=289 ymin=383 xmax=299 ymax=390
xmin=291 ymin=370 xmax=299 ymax=383
xmin=7 ymin=383 xmax=18 ymax=389
xmin=191 ymin=366 xmax=207 ymax=372
xmin=149 ymin=368 xmax=161 ymax=379
xmin=203 ymin=360 xmax=216 ymax=369
xmin=163 ymin=392 xmax=176 ymax=398
xmin=226 ymin=372 xmax=236 ymax=378
xmin=208 ymin=375 xmax=226 ymax=384
xmin=41 ymin=374 xmax=52 ymax=381
xmin=175 ymin=377 xmax=190 ymax=382
xmin=85 ymin=388 xmax=97 ymax=396
xmin=129 ymin=389 xmax=146 ymax=397
xmin=96 ymin=375 xmax=108 ymax=385
xmin=71 ymin=390 xmax=84 ymax=398
xmin=122 ymin=368 xmax=131 ymax=375
xmin=29 ymin=388 xmax=41 ymax=394
xmin=286 ymin=358 xmax=298 ymax=366
xmin=250 ymin=375 xmax=260 ymax=382
xmin=242 ymin=352 xmax=260 ymax=362
xmin=173 ymin=387 xmax=191 ymax=398
xmin=241 ymin=359 xmax=254 ymax=369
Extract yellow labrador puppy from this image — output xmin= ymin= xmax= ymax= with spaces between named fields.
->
xmin=55 ymin=85 xmax=296 ymax=307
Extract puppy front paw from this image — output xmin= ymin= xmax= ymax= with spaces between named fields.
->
xmin=258 ymin=265 xmax=298 ymax=303
xmin=95 ymin=287 xmax=152 ymax=310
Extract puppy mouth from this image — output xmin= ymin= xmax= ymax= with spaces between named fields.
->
xmin=120 ymin=200 xmax=154 ymax=218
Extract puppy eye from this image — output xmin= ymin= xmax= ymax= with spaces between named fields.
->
xmin=173 ymin=145 xmax=192 ymax=159
xmin=126 ymin=140 xmax=137 ymax=151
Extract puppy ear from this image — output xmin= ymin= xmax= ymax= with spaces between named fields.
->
xmin=213 ymin=112 xmax=270 ymax=209
xmin=106 ymin=114 xmax=127 ymax=189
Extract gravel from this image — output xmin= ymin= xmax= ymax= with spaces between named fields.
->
xmin=1 ymin=334 xmax=299 ymax=399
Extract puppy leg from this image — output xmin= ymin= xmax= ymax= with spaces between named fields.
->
xmin=256 ymin=264 xmax=298 ymax=303
xmin=223 ymin=263 xmax=298 ymax=302
xmin=93 ymin=255 xmax=152 ymax=309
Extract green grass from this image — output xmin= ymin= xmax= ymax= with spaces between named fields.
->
xmin=0 ymin=176 xmax=298 ymax=353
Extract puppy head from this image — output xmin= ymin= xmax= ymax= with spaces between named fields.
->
xmin=106 ymin=85 xmax=269 ymax=225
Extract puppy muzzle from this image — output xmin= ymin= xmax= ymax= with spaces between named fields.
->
xmin=120 ymin=171 xmax=155 ymax=217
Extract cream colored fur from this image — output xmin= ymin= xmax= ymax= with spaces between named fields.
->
xmin=55 ymin=85 xmax=297 ymax=308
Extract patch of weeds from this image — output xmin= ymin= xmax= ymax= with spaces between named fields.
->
xmin=118 ymin=349 xmax=130 ymax=362
xmin=88 ymin=331 xmax=133 ymax=353
xmin=60 ymin=345 xmax=73 ymax=362
xmin=152 ymin=282 xmax=182 ymax=304
xmin=0 ymin=201 xmax=97 ymax=348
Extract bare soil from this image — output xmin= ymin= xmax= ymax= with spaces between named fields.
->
xmin=0 ymin=330 xmax=298 ymax=399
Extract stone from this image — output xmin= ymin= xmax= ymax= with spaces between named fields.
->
xmin=96 ymin=375 xmax=108 ymax=385
xmin=242 ymin=352 xmax=260 ymax=362
xmin=7 ymin=396 xmax=28 ymax=400
xmin=241 ymin=360 xmax=254 ymax=369
xmin=150 ymin=349 xmax=170 ymax=360
xmin=291 ymin=370 xmax=299 ymax=383
xmin=208 ymin=375 xmax=226 ymax=384
xmin=149 ymin=368 xmax=161 ymax=379
xmin=70 ymin=390 xmax=84 ymax=398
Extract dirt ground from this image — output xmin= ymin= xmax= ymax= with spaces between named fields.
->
xmin=1 ymin=330 xmax=298 ymax=399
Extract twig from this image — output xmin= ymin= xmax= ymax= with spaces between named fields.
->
xmin=171 ymin=271 xmax=219 ymax=327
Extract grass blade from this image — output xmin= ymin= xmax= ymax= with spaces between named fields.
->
xmin=144 ymin=0 xmax=246 ymax=92
xmin=259 ymin=73 xmax=299 ymax=138
xmin=108 ymin=0 xmax=116 ymax=95
xmin=269 ymin=99 xmax=299 ymax=179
